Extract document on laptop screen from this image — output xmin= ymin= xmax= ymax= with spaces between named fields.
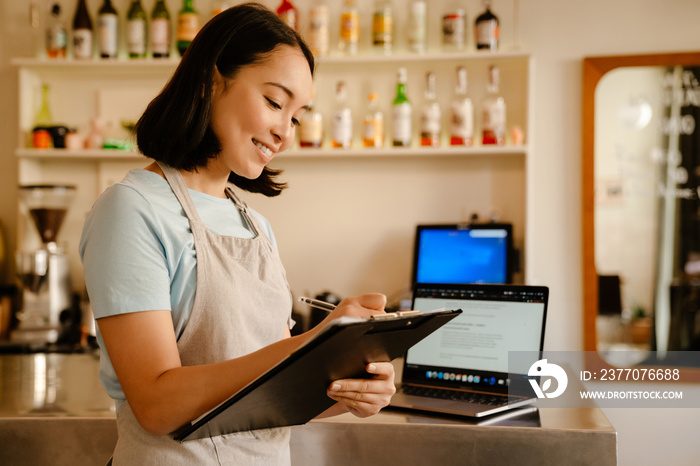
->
xmin=408 ymin=297 xmax=545 ymax=374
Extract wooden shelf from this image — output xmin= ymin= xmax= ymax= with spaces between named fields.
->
xmin=16 ymin=145 xmax=528 ymax=162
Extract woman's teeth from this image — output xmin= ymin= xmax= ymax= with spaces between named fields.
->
xmin=255 ymin=141 xmax=272 ymax=157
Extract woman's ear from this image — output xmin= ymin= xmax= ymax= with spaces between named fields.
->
xmin=209 ymin=66 xmax=225 ymax=97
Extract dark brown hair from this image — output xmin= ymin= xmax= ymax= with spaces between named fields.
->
xmin=134 ymin=3 xmax=315 ymax=196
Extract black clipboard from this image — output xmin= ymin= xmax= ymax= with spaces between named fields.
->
xmin=173 ymin=308 xmax=462 ymax=441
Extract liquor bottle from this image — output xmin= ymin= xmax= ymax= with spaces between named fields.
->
xmin=442 ymin=1 xmax=466 ymax=51
xmin=177 ymin=0 xmax=200 ymax=56
xmin=338 ymin=0 xmax=359 ymax=55
xmin=98 ymin=0 xmax=118 ymax=59
xmin=372 ymin=0 xmax=393 ymax=55
xmin=407 ymin=1 xmax=426 ymax=54
xmin=298 ymin=91 xmax=323 ymax=148
xmin=475 ymin=0 xmax=499 ymax=51
xmin=33 ymin=84 xmax=53 ymax=148
xmin=72 ymin=0 xmax=93 ymax=60
xmin=481 ymin=65 xmax=506 ymax=145
xmin=150 ymin=0 xmax=171 ymax=58
xmin=392 ymin=68 xmax=412 ymax=147
xmin=127 ymin=1 xmax=147 ymax=58
xmin=276 ymin=0 xmax=298 ymax=31
xmin=306 ymin=3 xmax=329 ymax=57
xmin=450 ymin=66 xmax=474 ymax=146
xmin=332 ymin=81 xmax=353 ymax=148
xmin=420 ymin=72 xmax=441 ymax=147
xmin=211 ymin=1 xmax=232 ymax=16
xmin=46 ymin=3 xmax=68 ymax=59
xmin=363 ymin=93 xmax=384 ymax=148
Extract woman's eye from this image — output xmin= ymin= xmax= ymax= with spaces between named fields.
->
xmin=265 ymin=98 xmax=281 ymax=110
xmin=291 ymin=118 xmax=300 ymax=127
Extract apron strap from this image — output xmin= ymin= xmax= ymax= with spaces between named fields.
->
xmin=157 ymin=161 xmax=203 ymax=223
xmin=226 ymin=187 xmax=260 ymax=237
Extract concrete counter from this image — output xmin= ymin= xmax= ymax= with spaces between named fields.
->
xmin=0 ymin=354 xmax=617 ymax=465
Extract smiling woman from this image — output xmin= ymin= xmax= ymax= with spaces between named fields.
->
xmin=79 ymin=3 xmax=396 ymax=465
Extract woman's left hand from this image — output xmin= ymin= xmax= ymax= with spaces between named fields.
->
xmin=326 ymin=362 xmax=396 ymax=418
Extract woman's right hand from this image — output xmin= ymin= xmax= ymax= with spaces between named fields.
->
xmin=315 ymin=293 xmax=387 ymax=330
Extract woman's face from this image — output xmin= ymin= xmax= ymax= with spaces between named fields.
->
xmin=208 ymin=45 xmax=313 ymax=180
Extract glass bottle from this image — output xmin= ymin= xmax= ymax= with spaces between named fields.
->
xmin=372 ymin=0 xmax=393 ymax=55
xmin=33 ymin=84 xmax=53 ymax=148
xmin=392 ymin=68 xmax=412 ymax=147
xmin=407 ymin=1 xmax=426 ymax=54
xmin=482 ymin=65 xmax=506 ymax=145
xmin=332 ymin=81 xmax=353 ymax=149
xmin=338 ymin=0 xmax=359 ymax=55
xmin=72 ymin=0 xmax=93 ymax=60
xmin=306 ymin=3 xmax=329 ymax=58
xmin=150 ymin=0 xmax=171 ymax=58
xmin=442 ymin=1 xmax=466 ymax=51
xmin=127 ymin=0 xmax=147 ymax=59
xmin=363 ymin=93 xmax=384 ymax=148
xmin=177 ymin=0 xmax=200 ymax=56
xmin=211 ymin=1 xmax=233 ymax=17
xmin=46 ymin=3 xmax=68 ymax=59
xmin=450 ymin=66 xmax=474 ymax=146
xmin=298 ymin=91 xmax=323 ymax=148
xmin=276 ymin=0 xmax=298 ymax=31
xmin=420 ymin=72 xmax=441 ymax=147
xmin=475 ymin=0 xmax=499 ymax=51
xmin=98 ymin=0 xmax=118 ymax=59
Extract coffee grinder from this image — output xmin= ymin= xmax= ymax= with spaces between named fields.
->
xmin=12 ymin=185 xmax=76 ymax=344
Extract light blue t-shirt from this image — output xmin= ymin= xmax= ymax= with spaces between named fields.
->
xmin=79 ymin=169 xmax=278 ymax=407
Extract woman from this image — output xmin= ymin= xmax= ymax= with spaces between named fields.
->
xmin=79 ymin=4 xmax=395 ymax=464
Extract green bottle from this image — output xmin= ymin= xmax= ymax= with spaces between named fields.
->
xmin=127 ymin=0 xmax=147 ymax=58
xmin=392 ymin=67 xmax=412 ymax=147
xmin=177 ymin=0 xmax=200 ymax=56
xmin=150 ymin=0 xmax=171 ymax=58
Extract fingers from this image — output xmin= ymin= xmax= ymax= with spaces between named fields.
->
xmin=327 ymin=362 xmax=396 ymax=417
xmin=353 ymin=293 xmax=387 ymax=311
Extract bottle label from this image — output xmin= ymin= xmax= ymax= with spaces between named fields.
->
xmin=177 ymin=13 xmax=200 ymax=42
xmin=340 ymin=12 xmax=359 ymax=43
xmin=72 ymin=29 xmax=92 ymax=59
xmin=482 ymin=98 xmax=506 ymax=144
xmin=372 ymin=11 xmax=393 ymax=46
xmin=420 ymin=103 xmax=441 ymax=138
xmin=279 ymin=10 xmax=296 ymax=30
xmin=332 ymin=109 xmax=353 ymax=147
xmin=47 ymin=26 xmax=67 ymax=54
xmin=408 ymin=2 xmax=426 ymax=52
xmin=476 ymin=20 xmax=499 ymax=48
xmin=442 ymin=13 xmax=465 ymax=47
xmin=393 ymin=103 xmax=412 ymax=145
xmin=308 ymin=7 xmax=329 ymax=56
xmin=450 ymin=99 xmax=474 ymax=144
xmin=151 ymin=18 xmax=170 ymax=55
xmin=299 ymin=116 xmax=323 ymax=147
xmin=127 ymin=19 xmax=146 ymax=55
xmin=98 ymin=14 xmax=118 ymax=56
xmin=363 ymin=114 xmax=384 ymax=147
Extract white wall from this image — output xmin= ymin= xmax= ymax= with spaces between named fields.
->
xmin=1 ymin=1 xmax=700 ymax=465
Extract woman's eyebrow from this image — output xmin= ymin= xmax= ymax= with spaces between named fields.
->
xmin=264 ymin=82 xmax=310 ymax=111
xmin=264 ymin=82 xmax=295 ymax=98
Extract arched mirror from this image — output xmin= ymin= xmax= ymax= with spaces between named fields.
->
xmin=583 ymin=52 xmax=700 ymax=372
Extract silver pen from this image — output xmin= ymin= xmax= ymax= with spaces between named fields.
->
xmin=298 ymin=296 xmax=337 ymax=312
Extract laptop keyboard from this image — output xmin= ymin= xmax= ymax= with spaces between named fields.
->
xmin=402 ymin=385 xmax=518 ymax=406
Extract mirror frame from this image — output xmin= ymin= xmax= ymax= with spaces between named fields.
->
xmin=582 ymin=51 xmax=700 ymax=377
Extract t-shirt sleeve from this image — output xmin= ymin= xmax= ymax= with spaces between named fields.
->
xmin=79 ymin=184 xmax=172 ymax=320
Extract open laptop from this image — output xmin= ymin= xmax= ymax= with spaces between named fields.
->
xmin=390 ymin=283 xmax=548 ymax=418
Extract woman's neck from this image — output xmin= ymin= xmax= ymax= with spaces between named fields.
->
xmin=145 ymin=162 xmax=229 ymax=198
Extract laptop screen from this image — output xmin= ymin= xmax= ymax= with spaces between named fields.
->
xmin=404 ymin=284 xmax=548 ymax=393
xmin=411 ymin=224 xmax=513 ymax=285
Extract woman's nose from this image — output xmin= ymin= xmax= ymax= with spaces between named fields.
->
xmin=272 ymin=120 xmax=294 ymax=148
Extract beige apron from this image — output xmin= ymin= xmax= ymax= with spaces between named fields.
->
xmin=111 ymin=163 xmax=294 ymax=465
